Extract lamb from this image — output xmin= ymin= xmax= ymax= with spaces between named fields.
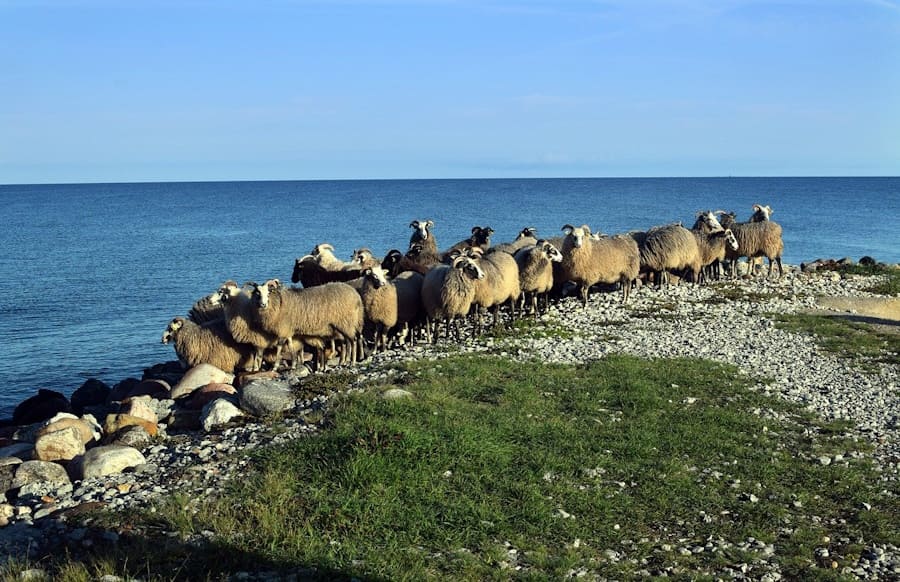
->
xmin=514 ymin=239 xmax=563 ymax=316
xmin=488 ymin=227 xmax=538 ymax=255
xmin=161 ymin=317 xmax=256 ymax=374
xmin=188 ymin=289 xmax=225 ymax=324
xmin=559 ymin=224 xmax=640 ymax=305
xmin=218 ymin=280 xmax=280 ymax=371
xmin=442 ymin=226 xmax=494 ymax=260
xmin=467 ymin=246 xmax=521 ymax=333
xmin=638 ymin=223 xmax=702 ymax=287
xmin=357 ymin=266 xmax=399 ymax=353
xmin=251 ymin=279 xmax=364 ymax=370
xmin=421 ymin=255 xmax=485 ymax=342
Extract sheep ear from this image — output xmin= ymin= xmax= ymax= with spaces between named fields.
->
xmin=582 ymin=224 xmax=592 ymax=235
xmin=562 ymin=224 xmax=574 ymax=234
xmin=426 ymin=220 xmax=434 ymax=228
xmin=752 ymin=204 xmax=761 ymax=211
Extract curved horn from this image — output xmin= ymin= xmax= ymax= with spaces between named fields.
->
xmin=409 ymin=220 xmax=419 ymax=228
xmin=562 ymin=224 xmax=575 ymax=234
xmin=471 ymin=226 xmax=480 ymax=235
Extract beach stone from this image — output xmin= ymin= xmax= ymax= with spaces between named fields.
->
xmin=125 ymin=379 xmax=171 ymax=400
xmin=235 ymin=370 xmax=279 ymax=389
xmin=36 ymin=415 xmax=98 ymax=445
xmin=33 ymin=426 xmax=85 ymax=462
xmin=104 ymin=414 xmax=158 ymax=437
xmin=107 ymin=378 xmax=141 ymax=403
xmin=0 ymin=464 xmax=17 ymax=496
xmin=12 ymin=460 xmax=70 ymax=490
xmin=143 ymin=360 xmax=186 ymax=384
xmin=70 ymin=379 xmax=110 ymax=414
xmin=171 ymin=364 xmax=234 ymax=399
xmin=166 ymin=408 xmax=202 ymax=431
xmin=186 ymin=383 xmax=238 ymax=410
xmin=77 ymin=445 xmax=146 ymax=479
xmin=239 ymin=379 xmax=295 ymax=417
xmin=0 ymin=444 xmax=33 ymax=461
xmin=13 ymin=389 xmax=70 ymax=425
xmin=201 ymin=399 xmax=244 ymax=432
xmin=380 ymin=388 xmax=414 ymax=400
xmin=859 ymin=256 xmax=876 ymax=266
xmin=120 ymin=397 xmax=158 ymax=424
xmin=108 ymin=425 xmax=153 ymax=449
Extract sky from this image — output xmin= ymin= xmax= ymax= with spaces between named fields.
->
xmin=1 ymin=0 xmax=898 ymax=183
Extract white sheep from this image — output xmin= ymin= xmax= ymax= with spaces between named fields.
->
xmin=514 ymin=239 xmax=563 ymax=316
xmin=421 ymin=255 xmax=485 ymax=342
xmin=161 ymin=317 xmax=256 ymax=373
xmin=357 ymin=266 xmax=399 ymax=354
xmin=559 ymin=224 xmax=640 ymax=305
xmin=638 ymin=223 xmax=702 ymax=286
xmin=467 ymin=247 xmax=521 ymax=333
xmin=692 ymin=229 xmax=738 ymax=284
xmin=218 ymin=280 xmax=280 ymax=371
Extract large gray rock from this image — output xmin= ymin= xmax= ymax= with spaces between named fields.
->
xmin=108 ymin=425 xmax=153 ymax=449
xmin=239 ymin=379 xmax=296 ymax=417
xmin=12 ymin=460 xmax=71 ymax=490
xmin=77 ymin=445 xmax=146 ymax=480
xmin=34 ymin=426 xmax=85 ymax=462
xmin=201 ymin=399 xmax=244 ymax=432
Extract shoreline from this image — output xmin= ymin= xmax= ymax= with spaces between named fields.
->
xmin=0 ymin=264 xmax=898 ymax=577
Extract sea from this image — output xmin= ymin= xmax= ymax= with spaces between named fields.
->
xmin=0 ymin=177 xmax=897 ymax=416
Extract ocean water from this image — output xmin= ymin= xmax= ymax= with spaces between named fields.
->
xmin=0 ymin=177 xmax=897 ymax=416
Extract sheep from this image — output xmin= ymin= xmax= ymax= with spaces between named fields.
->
xmin=291 ymin=254 xmax=363 ymax=288
xmin=310 ymin=243 xmax=359 ymax=271
xmin=638 ymin=223 xmax=702 ymax=287
xmin=421 ymin=255 xmax=485 ymax=343
xmin=357 ymin=266 xmax=398 ymax=354
xmin=514 ymin=239 xmax=563 ymax=316
xmin=391 ymin=270 xmax=425 ymax=347
xmin=161 ymin=317 xmax=256 ymax=374
xmin=188 ymin=289 xmax=225 ymax=324
xmin=750 ymin=204 xmax=773 ymax=222
xmin=442 ymin=226 xmax=494 ymax=260
xmin=691 ymin=210 xmax=725 ymax=234
xmin=559 ymin=224 xmax=640 ymax=305
xmin=251 ymin=279 xmax=364 ymax=371
xmin=351 ymin=248 xmax=380 ymax=270
xmin=409 ymin=219 xmax=439 ymax=257
xmin=218 ymin=280 xmax=280 ymax=371
xmin=726 ymin=221 xmax=785 ymax=279
xmin=387 ymin=243 xmax=440 ymax=276
xmin=488 ymin=227 xmax=538 ymax=255
xmin=692 ymin=228 xmax=738 ymax=284
xmin=466 ymin=246 xmax=521 ymax=334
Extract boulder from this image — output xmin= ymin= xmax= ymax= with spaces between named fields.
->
xmin=70 ymin=379 xmax=110 ymax=414
xmin=119 ymin=397 xmax=158 ymax=424
xmin=36 ymin=415 xmax=98 ymax=445
xmin=142 ymin=360 xmax=186 ymax=385
xmin=171 ymin=364 xmax=234 ymax=400
xmin=0 ymin=443 xmax=33 ymax=461
xmin=201 ymin=399 xmax=244 ymax=432
xmin=33 ymin=426 xmax=85 ymax=462
xmin=234 ymin=370 xmax=279 ymax=389
xmin=12 ymin=389 xmax=70 ymax=425
xmin=104 ymin=414 xmax=158 ymax=437
xmin=125 ymin=379 xmax=171 ymax=400
xmin=107 ymin=425 xmax=153 ymax=449
xmin=76 ymin=445 xmax=146 ymax=480
xmin=11 ymin=460 xmax=70 ymax=490
xmin=239 ymin=379 xmax=295 ymax=417
xmin=107 ymin=378 xmax=141 ymax=403
xmin=860 ymin=255 xmax=877 ymax=266
xmin=185 ymin=383 xmax=237 ymax=410
xmin=380 ymin=388 xmax=414 ymax=400
xmin=0 ymin=464 xmax=17 ymax=497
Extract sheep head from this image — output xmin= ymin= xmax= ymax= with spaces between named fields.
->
xmin=693 ymin=210 xmax=724 ymax=233
xmin=517 ymin=227 xmax=537 ymax=240
xmin=161 ymin=317 xmax=185 ymax=344
xmin=352 ymin=248 xmax=375 ymax=266
xmin=363 ymin=266 xmax=390 ymax=289
xmin=562 ymin=224 xmax=590 ymax=248
xmin=723 ymin=228 xmax=738 ymax=251
xmin=452 ymin=256 xmax=485 ymax=280
xmin=540 ymin=240 xmax=563 ymax=262
xmin=409 ymin=219 xmax=434 ymax=242
xmin=751 ymin=204 xmax=773 ymax=221
xmin=251 ymin=279 xmax=281 ymax=310
xmin=217 ymin=280 xmax=242 ymax=303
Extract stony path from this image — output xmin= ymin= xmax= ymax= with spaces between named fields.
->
xmin=2 ymin=268 xmax=898 ymax=580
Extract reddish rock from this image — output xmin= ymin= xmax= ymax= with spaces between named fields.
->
xmin=185 ymin=383 xmax=238 ymax=410
xmin=119 ymin=398 xmax=158 ymax=424
xmin=104 ymin=414 xmax=158 ymax=437
xmin=171 ymin=364 xmax=234 ymax=399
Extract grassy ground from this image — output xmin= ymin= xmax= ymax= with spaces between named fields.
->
xmin=773 ymin=313 xmax=900 ymax=366
xmin=17 ymin=354 xmax=898 ymax=581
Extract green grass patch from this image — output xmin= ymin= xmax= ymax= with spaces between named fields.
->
xmin=484 ymin=315 xmax=574 ymax=341
xmin=830 ymin=264 xmax=900 ymax=297
xmin=773 ymin=313 xmax=900 ymax=365
xmin=43 ymin=354 xmax=898 ymax=581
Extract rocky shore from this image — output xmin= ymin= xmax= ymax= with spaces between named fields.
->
xmin=0 ymin=263 xmax=897 ymax=580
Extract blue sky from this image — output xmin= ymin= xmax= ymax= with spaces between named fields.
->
xmin=1 ymin=0 xmax=898 ymax=183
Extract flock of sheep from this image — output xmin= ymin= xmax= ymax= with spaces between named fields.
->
xmin=161 ymin=205 xmax=785 ymax=374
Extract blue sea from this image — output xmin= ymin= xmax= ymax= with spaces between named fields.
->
xmin=0 ymin=177 xmax=898 ymax=416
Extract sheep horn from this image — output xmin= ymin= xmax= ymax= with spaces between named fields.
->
xmin=562 ymin=224 xmax=575 ymax=233
xmin=426 ymin=220 xmax=434 ymax=228
xmin=409 ymin=220 xmax=419 ymax=228
xmin=471 ymin=226 xmax=480 ymax=234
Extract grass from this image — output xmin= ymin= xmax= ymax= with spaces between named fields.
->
xmin=830 ymin=264 xmax=900 ymax=297
xmin=773 ymin=313 xmax=900 ymax=365
xmin=24 ymin=355 xmax=898 ymax=581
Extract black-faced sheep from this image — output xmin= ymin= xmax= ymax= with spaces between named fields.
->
xmin=421 ymin=255 xmax=485 ymax=342
xmin=291 ymin=255 xmax=364 ymax=288
xmin=488 ymin=227 xmax=539 ymax=255
xmin=559 ymin=224 xmax=640 ymax=305
xmin=515 ymin=239 xmax=563 ymax=316
xmin=161 ymin=317 xmax=256 ymax=374
xmin=443 ymin=226 xmax=494 ymax=260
